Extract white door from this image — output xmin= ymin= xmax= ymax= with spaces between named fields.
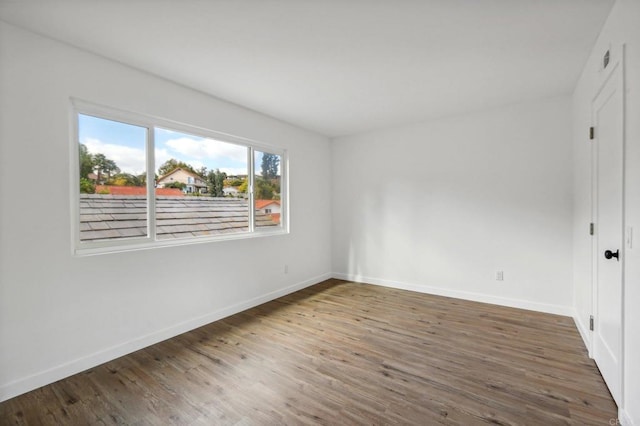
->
xmin=592 ymin=61 xmax=624 ymax=406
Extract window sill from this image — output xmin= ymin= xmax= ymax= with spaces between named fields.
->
xmin=74 ymin=228 xmax=289 ymax=257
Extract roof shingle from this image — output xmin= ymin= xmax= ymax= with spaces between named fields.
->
xmin=80 ymin=194 xmax=277 ymax=242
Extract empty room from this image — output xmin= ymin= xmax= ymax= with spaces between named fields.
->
xmin=0 ymin=0 xmax=639 ymax=424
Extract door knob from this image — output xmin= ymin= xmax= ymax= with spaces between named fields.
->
xmin=604 ymin=249 xmax=619 ymax=260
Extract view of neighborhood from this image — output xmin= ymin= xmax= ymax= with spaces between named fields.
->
xmin=81 ymin=142 xmax=280 ymax=194
xmin=79 ymin=146 xmax=282 ymax=226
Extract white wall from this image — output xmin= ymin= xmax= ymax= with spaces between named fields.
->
xmin=332 ymin=96 xmax=574 ymax=315
xmin=0 ymin=22 xmax=332 ymax=401
xmin=572 ymin=0 xmax=640 ymax=424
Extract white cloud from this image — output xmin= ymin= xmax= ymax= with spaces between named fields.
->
xmin=164 ymin=137 xmax=247 ymax=163
xmin=219 ymin=167 xmax=249 ymax=176
xmin=187 ymin=160 xmax=207 ymax=171
xmin=154 ymin=149 xmax=210 ymax=175
xmin=83 ymin=138 xmax=145 ymax=175
xmin=154 ymin=148 xmax=172 ymax=173
xmin=83 ymin=136 xmax=250 ymax=178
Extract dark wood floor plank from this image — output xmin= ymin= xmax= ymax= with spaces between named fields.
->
xmin=0 ymin=279 xmax=617 ymax=425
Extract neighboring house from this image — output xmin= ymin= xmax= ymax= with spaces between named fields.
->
xmin=157 ymin=168 xmax=207 ymax=194
xmin=255 ymin=199 xmax=281 ymax=215
xmin=255 ymin=199 xmax=281 ymax=224
xmin=95 ymin=185 xmax=184 ymax=196
xmin=223 ymin=186 xmax=240 ymax=197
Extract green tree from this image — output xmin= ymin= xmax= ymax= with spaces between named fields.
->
xmin=197 ymin=166 xmax=208 ymax=178
xmin=157 ymin=159 xmax=197 ymax=177
xmin=207 ymin=169 xmax=227 ymax=197
xmin=255 ymin=178 xmax=274 ymax=199
xmin=257 ymin=153 xmax=280 ymax=199
xmin=261 ymin=153 xmax=280 ymax=180
xmin=78 ymin=144 xmax=94 ymax=179
xmin=111 ymin=173 xmax=143 ymax=186
xmin=92 ymin=153 xmax=120 ymax=184
xmin=238 ymin=178 xmax=248 ymax=194
xmin=164 ymin=181 xmax=186 ymax=190
xmin=79 ymin=177 xmax=95 ymax=194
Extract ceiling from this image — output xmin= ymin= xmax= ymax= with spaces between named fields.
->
xmin=0 ymin=0 xmax=614 ymax=137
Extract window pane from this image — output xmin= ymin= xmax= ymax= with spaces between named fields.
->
xmin=254 ymin=150 xmax=282 ymax=229
xmin=78 ymin=114 xmax=148 ymax=242
xmin=154 ymin=128 xmax=249 ymax=239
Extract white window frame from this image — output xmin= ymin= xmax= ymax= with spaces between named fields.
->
xmin=70 ymin=99 xmax=288 ymax=256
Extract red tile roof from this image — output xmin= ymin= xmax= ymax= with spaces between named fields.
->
xmin=255 ymin=199 xmax=280 ymax=209
xmin=96 ymin=186 xmax=184 ymax=196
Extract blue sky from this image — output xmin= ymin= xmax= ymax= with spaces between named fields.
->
xmin=79 ymin=114 xmax=256 ymax=176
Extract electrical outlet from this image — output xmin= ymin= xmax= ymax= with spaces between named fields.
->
xmin=284 ymin=264 xmax=289 ymax=274
xmin=496 ymin=270 xmax=504 ymax=281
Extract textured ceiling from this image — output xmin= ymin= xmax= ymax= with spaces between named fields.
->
xmin=0 ymin=0 xmax=614 ymax=137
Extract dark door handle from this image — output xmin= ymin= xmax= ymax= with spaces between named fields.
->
xmin=604 ymin=249 xmax=619 ymax=260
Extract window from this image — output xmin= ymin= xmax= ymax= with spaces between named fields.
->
xmin=73 ymin=100 xmax=287 ymax=255
xmin=78 ymin=114 xmax=148 ymax=242
xmin=254 ymin=150 xmax=282 ymax=228
xmin=154 ymin=127 xmax=250 ymax=240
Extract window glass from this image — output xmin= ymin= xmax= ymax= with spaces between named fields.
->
xmin=78 ymin=114 xmax=147 ymax=242
xmin=254 ymin=150 xmax=282 ymax=229
xmin=154 ymin=128 xmax=249 ymax=239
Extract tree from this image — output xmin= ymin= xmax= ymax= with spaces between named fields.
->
xmin=255 ymin=178 xmax=274 ymax=199
xmin=164 ymin=181 xmax=186 ymax=190
xmin=256 ymin=153 xmax=280 ymax=199
xmin=238 ymin=178 xmax=248 ymax=194
xmin=78 ymin=144 xmax=94 ymax=179
xmin=111 ymin=173 xmax=143 ymax=186
xmin=261 ymin=153 xmax=280 ymax=180
xmin=157 ymin=159 xmax=197 ymax=177
xmin=79 ymin=177 xmax=95 ymax=194
xmin=197 ymin=166 xmax=208 ymax=178
xmin=207 ymin=169 xmax=227 ymax=197
xmin=92 ymin=153 xmax=120 ymax=184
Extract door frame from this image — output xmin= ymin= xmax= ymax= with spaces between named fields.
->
xmin=590 ymin=43 xmax=625 ymax=406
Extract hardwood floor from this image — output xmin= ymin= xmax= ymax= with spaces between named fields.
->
xmin=0 ymin=279 xmax=617 ymax=425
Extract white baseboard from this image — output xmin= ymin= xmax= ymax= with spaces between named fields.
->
xmin=0 ymin=272 xmax=332 ymax=403
xmin=572 ymin=310 xmax=593 ymax=357
xmin=332 ymin=273 xmax=574 ymax=317
xmin=619 ymin=408 xmax=635 ymax=426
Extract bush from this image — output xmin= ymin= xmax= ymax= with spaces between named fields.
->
xmin=164 ymin=182 xmax=186 ymax=190
xmin=80 ymin=178 xmax=95 ymax=194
